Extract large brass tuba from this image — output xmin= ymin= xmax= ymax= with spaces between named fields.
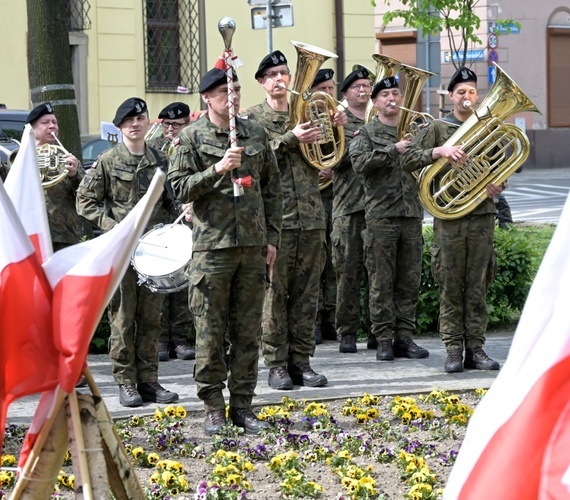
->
xmin=416 ymin=63 xmax=540 ymax=220
xmin=287 ymin=40 xmax=345 ymax=170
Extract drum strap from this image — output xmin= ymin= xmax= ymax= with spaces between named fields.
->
xmin=149 ymin=147 xmax=182 ymax=213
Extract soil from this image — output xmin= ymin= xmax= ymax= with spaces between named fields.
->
xmin=1 ymin=391 xmax=478 ymax=499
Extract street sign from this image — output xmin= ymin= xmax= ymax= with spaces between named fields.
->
xmin=488 ymin=49 xmax=499 ymax=64
xmin=251 ymin=4 xmax=294 ymax=29
xmin=489 ymin=22 xmax=520 ymax=34
xmin=488 ymin=65 xmax=496 ymax=85
xmin=443 ymin=49 xmax=485 ymax=63
xmin=488 ymin=33 xmax=499 ymax=49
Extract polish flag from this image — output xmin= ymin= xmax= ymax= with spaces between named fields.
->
xmin=444 ymin=194 xmax=570 ymax=499
xmin=0 ymin=181 xmax=58 ymax=453
xmin=17 ymin=170 xmax=166 ymax=469
xmin=42 ymin=169 xmax=166 ymax=393
xmin=4 ymin=123 xmax=53 ymax=263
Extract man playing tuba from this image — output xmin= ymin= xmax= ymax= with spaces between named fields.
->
xmin=401 ymin=67 xmax=503 ymax=374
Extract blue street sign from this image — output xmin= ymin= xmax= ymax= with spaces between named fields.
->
xmin=489 ymin=22 xmax=520 ymax=34
xmin=489 ymin=65 xmax=496 ymax=85
xmin=443 ymin=49 xmax=485 ymax=63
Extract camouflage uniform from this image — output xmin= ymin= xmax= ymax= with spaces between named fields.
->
xmin=350 ymin=117 xmax=424 ymax=342
xmin=76 ymin=142 xmax=173 ymax=384
xmin=316 ymin=182 xmax=336 ymax=337
xmin=168 ymin=114 xmax=282 ymax=413
xmin=45 ymin=164 xmax=84 ymax=250
xmin=243 ymin=100 xmax=325 ymax=369
xmin=332 ymin=110 xmax=368 ymax=338
xmin=148 ymin=134 xmax=195 ymax=352
xmin=401 ymin=116 xmax=496 ymax=350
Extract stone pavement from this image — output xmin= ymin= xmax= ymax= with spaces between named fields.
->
xmin=6 ymin=332 xmax=513 ymax=425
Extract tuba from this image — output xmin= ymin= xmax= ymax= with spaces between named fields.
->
xmin=416 ymin=63 xmax=540 ymax=220
xmin=287 ymin=40 xmax=345 ymax=170
xmin=0 ymin=144 xmax=18 ymax=166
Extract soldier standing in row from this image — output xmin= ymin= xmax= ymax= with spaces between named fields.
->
xmin=168 ymin=69 xmax=283 ymax=435
xmin=147 ymin=101 xmax=196 ymax=362
xmin=401 ymin=67 xmax=501 ymax=373
xmin=243 ymin=50 xmax=328 ymax=390
xmin=350 ymin=77 xmax=429 ymax=363
xmin=76 ymin=97 xmax=179 ymax=407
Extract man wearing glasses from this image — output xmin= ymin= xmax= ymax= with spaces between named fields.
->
xmin=244 ymin=50 xmax=331 ymax=391
xmin=147 ymin=102 xmax=196 ymax=364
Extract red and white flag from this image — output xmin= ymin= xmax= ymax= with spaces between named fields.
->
xmin=4 ymin=123 xmax=53 ymax=263
xmin=0 ymin=181 xmax=58 ymax=453
xmin=42 ymin=169 xmax=166 ymax=393
xmin=444 ymin=194 xmax=570 ymax=499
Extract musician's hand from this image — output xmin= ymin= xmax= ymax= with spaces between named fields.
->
xmin=486 ymin=183 xmax=504 ymax=198
xmin=395 ymin=139 xmax=411 ymax=154
xmin=215 ymin=146 xmax=244 ymax=175
xmin=181 ymin=203 xmax=193 ymax=222
xmin=434 ymin=145 xmax=467 ymax=167
xmin=319 ymin=168 xmax=333 ymax=180
xmin=331 ymin=110 xmax=348 ymax=126
xmin=65 ymin=154 xmax=79 ymax=177
xmin=293 ymin=121 xmax=322 ymax=144
xmin=266 ymin=244 xmax=277 ymax=280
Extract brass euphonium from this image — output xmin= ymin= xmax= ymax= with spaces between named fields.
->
xmin=286 ymin=40 xmax=345 ymax=170
xmin=417 ymin=62 xmax=540 ymax=220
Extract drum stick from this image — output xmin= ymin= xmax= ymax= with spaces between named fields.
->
xmin=172 ymin=204 xmax=192 ymax=226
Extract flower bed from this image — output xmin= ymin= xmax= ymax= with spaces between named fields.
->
xmin=1 ymin=389 xmax=486 ymax=499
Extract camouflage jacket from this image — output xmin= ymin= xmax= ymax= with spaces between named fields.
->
xmin=400 ymin=116 xmax=496 ymax=215
xmin=243 ymin=100 xmax=325 ymax=231
xmin=167 ymin=114 xmax=283 ymax=251
xmin=332 ymin=109 xmax=366 ymax=219
xmin=350 ymin=117 xmax=423 ymax=221
xmin=45 ymin=165 xmax=84 ymax=245
xmin=76 ymin=142 xmax=175 ymax=233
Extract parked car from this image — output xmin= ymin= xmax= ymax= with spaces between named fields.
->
xmin=0 ymin=109 xmax=27 ymax=164
xmin=81 ymin=135 xmax=113 ymax=169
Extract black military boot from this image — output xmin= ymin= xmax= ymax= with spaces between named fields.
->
xmin=204 ymin=410 xmax=227 ymax=436
xmin=376 ymin=339 xmax=394 ymax=361
xmin=288 ymin=362 xmax=328 ymax=387
xmin=172 ymin=342 xmax=195 ymax=360
xmin=464 ymin=347 xmax=500 ymax=370
xmin=158 ymin=340 xmax=170 ymax=362
xmin=137 ymin=382 xmax=179 ymax=404
xmin=339 ymin=334 xmax=357 ymax=353
xmin=230 ymin=408 xmax=271 ymax=435
xmin=268 ymin=366 xmax=294 ymax=390
xmin=367 ymin=334 xmax=378 ymax=350
xmin=119 ymin=384 xmax=143 ymax=408
xmin=322 ymin=321 xmax=337 ymax=341
xmin=444 ymin=349 xmax=464 ymax=373
xmin=314 ymin=323 xmax=323 ymax=345
xmin=393 ymin=337 xmax=430 ymax=358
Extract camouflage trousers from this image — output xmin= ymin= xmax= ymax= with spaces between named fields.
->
xmin=317 ymin=192 xmax=336 ymax=325
xmin=332 ymin=211 xmax=368 ymax=337
xmin=431 ymin=214 xmax=495 ymax=350
xmin=363 ymin=217 xmax=423 ymax=341
xmin=262 ymin=229 xmax=325 ymax=368
xmin=189 ymin=247 xmax=266 ymax=413
xmin=160 ymin=288 xmax=194 ymax=345
xmin=108 ymin=266 xmax=165 ymax=384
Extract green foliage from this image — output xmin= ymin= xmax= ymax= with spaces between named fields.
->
xmin=375 ymin=0 xmax=521 ymax=68
xmin=415 ymin=224 xmax=553 ymax=334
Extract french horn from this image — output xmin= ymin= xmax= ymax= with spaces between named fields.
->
xmin=37 ymin=143 xmax=69 ymax=188
xmin=285 ymin=40 xmax=345 ymax=170
xmin=417 ymin=63 xmax=540 ymax=220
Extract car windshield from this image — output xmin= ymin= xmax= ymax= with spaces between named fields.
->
xmin=0 ymin=120 xmax=25 ymax=142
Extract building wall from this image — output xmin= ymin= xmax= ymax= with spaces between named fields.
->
xmin=0 ymin=0 xmax=375 ymax=137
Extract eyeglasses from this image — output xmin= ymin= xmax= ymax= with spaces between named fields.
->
xmin=263 ymin=69 xmax=291 ymax=79
xmin=349 ymin=83 xmax=372 ymax=91
xmin=161 ymin=121 xmax=188 ymax=130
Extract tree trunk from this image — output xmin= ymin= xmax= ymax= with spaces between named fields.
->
xmin=26 ymin=0 xmax=82 ymax=161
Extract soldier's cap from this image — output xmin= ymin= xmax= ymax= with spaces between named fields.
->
xmin=158 ymin=102 xmax=190 ymax=120
xmin=371 ymin=76 xmax=399 ymax=99
xmin=312 ymin=68 xmax=334 ymax=88
xmin=254 ymin=50 xmax=288 ymax=79
xmin=198 ymin=68 xmax=239 ymax=94
xmin=340 ymin=68 xmax=371 ymax=93
xmin=25 ymin=102 xmax=55 ymax=125
xmin=448 ymin=66 xmax=477 ymax=92
xmin=113 ymin=97 xmax=148 ymax=127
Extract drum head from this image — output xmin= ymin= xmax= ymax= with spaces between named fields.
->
xmin=133 ymin=224 xmax=193 ymax=276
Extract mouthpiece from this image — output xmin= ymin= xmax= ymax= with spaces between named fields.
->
xmin=389 ymin=101 xmax=397 ymax=108
xmin=462 ymin=101 xmax=472 ymax=109
xmin=277 ymin=83 xmax=286 ymax=89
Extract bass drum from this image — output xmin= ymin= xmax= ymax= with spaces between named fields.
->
xmin=131 ymin=223 xmax=193 ymax=293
